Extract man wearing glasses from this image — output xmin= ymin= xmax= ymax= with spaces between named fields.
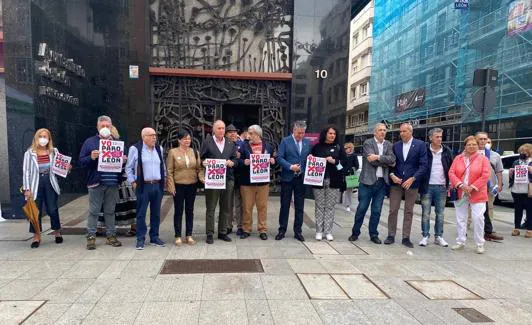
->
xmin=126 ymin=127 xmax=167 ymax=250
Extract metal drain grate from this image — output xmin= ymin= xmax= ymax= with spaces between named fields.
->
xmin=160 ymin=259 xmax=264 ymax=274
xmin=453 ymin=308 xmax=494 ymax=323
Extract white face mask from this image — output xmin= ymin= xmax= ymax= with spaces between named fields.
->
xmin=99 ymin=127 xmax=111 ymax=138
xmin=485 ymin=143 xmax=491 ymax=150
xmin=38 ymin=137 xmax=49 ymax=147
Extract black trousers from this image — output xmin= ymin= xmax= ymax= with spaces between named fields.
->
xmin=278 ymin=175 xmax=305 ymax=234
xmin=173 ymin=183 xmax=197 ymax=237
xmin=512 ymin=192 xmax=532 ymax=230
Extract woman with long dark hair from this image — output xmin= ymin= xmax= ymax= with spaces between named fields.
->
xmin=310 ymin=125 xmax=345 ymax=241
xmin=167 ymin=130 xmax=204 ymax=246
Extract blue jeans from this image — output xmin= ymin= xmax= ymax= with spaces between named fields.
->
xmin=278 ymin=175 xmax=305 ymax=234
xmin=352 ymin=179 xmax=386 ymax=238
xmin=421 ymin=185 xmax=447 ymax=237
xmin=136 ymin=183 xmax=163 ymax=241
xmin=30 ymin=174 xmax=61 ymax=233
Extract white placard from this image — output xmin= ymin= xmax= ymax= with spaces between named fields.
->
xmin=514 ymin=164 xmax=529 ymax=184
xmin=303 ymin=156 xmax=326 ymax=186
xmin=97 ymin=139 xmax=124 ymax=173
xmin=129 ymin=65 xmax=139 ymax=79
xmin=51 ymin=152 xmax=71 ymax=178
xmin=204 ymin=159 xmax=227 ymax=189
xmin=250 ymin=154 xmax=270 ymax=183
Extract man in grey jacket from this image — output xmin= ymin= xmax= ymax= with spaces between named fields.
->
xmin=349 ymin=123 xmax=396 ymax=244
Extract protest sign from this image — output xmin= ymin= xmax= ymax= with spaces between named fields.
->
xmin=250 ymin=154 xmax=270 ymax=183
xmin=304 ymin=155 xmax=326 ymax=186
xmin=51 ymin=152 xmax=71 ymax=178
xmin=205 ymin=159 xmax=227 ymax=189
xmin=514 ymin=164 xmax=529 ymax=184
xmin=97 ymin=139 xmax=124 ymax=173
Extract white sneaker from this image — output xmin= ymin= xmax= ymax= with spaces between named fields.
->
xmin=476 ymin=245 xmax=485 ymax=254
xmin=451 ymin=243 xmax=465 ymax=250
xmin=326 ymin=233 xmax=334 ymax=241
xmin=315 ymin=233 xmax=323 ymax=241
xmin=434 ymin=236 xmax=448 ymax=247
xmin=419 ymin=236 xmax=429 ymax=247
xmin=345 ymin=207 xmax=351 ymax=212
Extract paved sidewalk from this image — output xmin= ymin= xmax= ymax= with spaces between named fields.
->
xmin=0 ymin=193 xmax=531 ymax=325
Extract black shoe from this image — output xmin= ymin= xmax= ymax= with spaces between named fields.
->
xmin=206 ymin=234 xmax=214 ymax=244
xmin=275 ymin=232 xmax=285 ymax=240
xmin=259 ymin=233 xmax=268 ymax=240
xmin=370 ymin=237 xmax=382 ymax=244
xmin=236 ymin=228 xmax=244 ymax=236
xmin=348 ymin=235 xmax=359 ymax=242
xmin=55 ymin=236 xmax=63 ymax=244
xmin=218 ymin=233 xmax=232 ymax=242
xmin=240 ymin=232 xmax=250 ymax=239
xmin=402 ymin=238 xmax=414 ymax=248
xmin=227 ymin=227 xmax=233 ymax=235
xmin=30 ymin=241 xmax=40 ymax=248
xmin=384 ymin=236 xmax=395 ymax=245
xmin=294 ymin=233 xmax=305 ymax=242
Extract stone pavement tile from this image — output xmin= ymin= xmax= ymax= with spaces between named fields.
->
xmin=331 ymin=274 xmax=388 ymax=300
xmin=0 ymin=279 xmax=10 ymax=289
xmin=461 ymin=299 xmax=532 ymax=324
xmin=366 ymin=276 xmax=427 ymax=301
xmin=18 ymin=260 xmax=76 ymax=279
xmin=12 ymin=241 xmax=90 ymax=261
xmin=98 ymin=260 xmax=130 ymax=279
xmin=22 ymin=303 xmax=72 ymax=325
xmin=83 ymin=245 xmax=136 ymax=260
xmin=260 ymin=259 xmax=295 ymax=275
xmin=237 ymin=245 xmax=286 ymax=259
xmin=297 ymin=274 xmax=349 ymax=299
xmin=327 ymin=241 xmax=367 ymax=255
xmin=0 ymin=300 xmax=46 ymax=325
xmin=131 ymin=245 xmax=171 ymax=260
xmin=53 ymin=303 xmax=95 ymax=325
xmin=356 ymin=300 xmax=423 ymax=324
xmin=145 ymin=275 xmax=203 ymax=301
xmin=198 ymin=300 xmax=247 ymax=325
xmin=99 ymin=278 xmax=155 ymax=303
xmin=60 ymin=260 xmax=114 ymax=279
xmin=167 ymin=243 xmax=207 ymax=259
xmin=0 ymin=260 xmax=40 ymax=279
xmin=267 ymin=300 xmax=323 ymax=325
xmin=406 ymin=280 xmax=482 ymax=300
xmin=287 ymin=259 xmax=328 ymax=274
xmin=0 ymin=278 xmax=54 ymax=300
xmin=82 ymin=302 xmax=142 ymax=325
xmin=312 ymin=300 xmax=373 ymax=325
xmin=261 ymin=275 xmax=309 ymax=300
xmin=202 ymin=274 xmax=265 ymax=300
xmin=34 ymin=278 xmax=95 ymax=303
xmin=119 ymin=259 xmax=164 ymax=278
xmin=399 ymin=260 xmax=458 ymax=280
xmin=205 ymin=243 xmax=238 ymax=259
xmin=75 ymin=278 xmax=115 ymax=304
xmin=134 ymin=301 xmax=200 ymax=325
xmin=282 ymin=244 xmax=315 ymax=259
xmin=317 ymin=258 xmax=361 ymax=274
xmin=349 ymin=260 xmax=413 ymax=277
xmin=394 ymin=299 xmax=472 ymax=325
xmin=245 ymin=300 xmax=274 ymax=325
xmin=303 ymin=242 xmax=339 ymax=255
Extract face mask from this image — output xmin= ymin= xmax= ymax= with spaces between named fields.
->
xmin=99 ymin=127 xmax=111 ymax=138
xmin=520 ymin=153 xmax=527 ymax=160
xmin=38 ymin=138 xmax=49 ymax=147
xmin=485 ymin=143 xmax=491 ymax=150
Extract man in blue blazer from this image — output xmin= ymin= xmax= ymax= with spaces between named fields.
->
xmin=384 ymin=123 xmax=428 ymax=248
xmin=275 ymin=120 xmax=311 ymax=241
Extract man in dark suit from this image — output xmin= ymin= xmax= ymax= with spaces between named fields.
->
xmin=385 ymin=122 xmax=428 ymax=248
xmin=275 ymin=120 xmax=311 ymax=241
xmin=200 ymin=120 xmax=239 ymax=244
xmin=349 ymin=123 xmax=396 ymax=244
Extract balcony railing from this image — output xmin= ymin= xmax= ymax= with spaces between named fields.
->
xmin=346 ymin=123 xmax=370 ymax=135
xmin=351 ymin=37 xmax=373 ymax=60
xmin=349 ymin=94 xmax=369 ymax=110
xmin=350 ymin=65 xmax=371 ymax=81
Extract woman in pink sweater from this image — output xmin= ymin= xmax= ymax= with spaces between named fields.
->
xmin=448 ymin=136 xmax=491 ymax=253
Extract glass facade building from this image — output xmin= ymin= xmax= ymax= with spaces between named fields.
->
xmin=368 ymin=0 xmax=532 ymax=152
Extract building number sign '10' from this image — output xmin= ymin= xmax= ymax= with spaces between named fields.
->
xmin=314 ymin=69 xmax=328 ymax=79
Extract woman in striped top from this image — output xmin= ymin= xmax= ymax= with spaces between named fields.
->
xmin=23 ymin=128 xmax=71 ymax=248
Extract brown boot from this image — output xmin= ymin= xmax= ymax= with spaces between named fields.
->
xmin=484 ymin=232 xmax=504 ymax=241
xmin=525 ymin=231 xmax=532 ymax=238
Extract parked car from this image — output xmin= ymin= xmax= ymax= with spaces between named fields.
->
xmin=496 ymin=153 xmax=520 ymax=203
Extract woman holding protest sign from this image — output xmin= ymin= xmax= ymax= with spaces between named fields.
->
xmin=237 ymin=125 xmax=275 ymax=240
xmin=22 ymin=128 xmax=71 ymax=248
xmin=310 ymin=125 xmax=345 ymax=241
xmin=167 ymin=130 xmax=204 ymax=246
xmin=509 ymin=143 xmax=532 ymax=238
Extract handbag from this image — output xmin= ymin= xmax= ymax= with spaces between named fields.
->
xmin=448 ymin=155 xmax=476 ymax=202
xmin=345 ymin=173 xmax=359 ymax=188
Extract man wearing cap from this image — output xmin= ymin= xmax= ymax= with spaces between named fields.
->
xmin=225 ymin=124 xmax=244 ymax=236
